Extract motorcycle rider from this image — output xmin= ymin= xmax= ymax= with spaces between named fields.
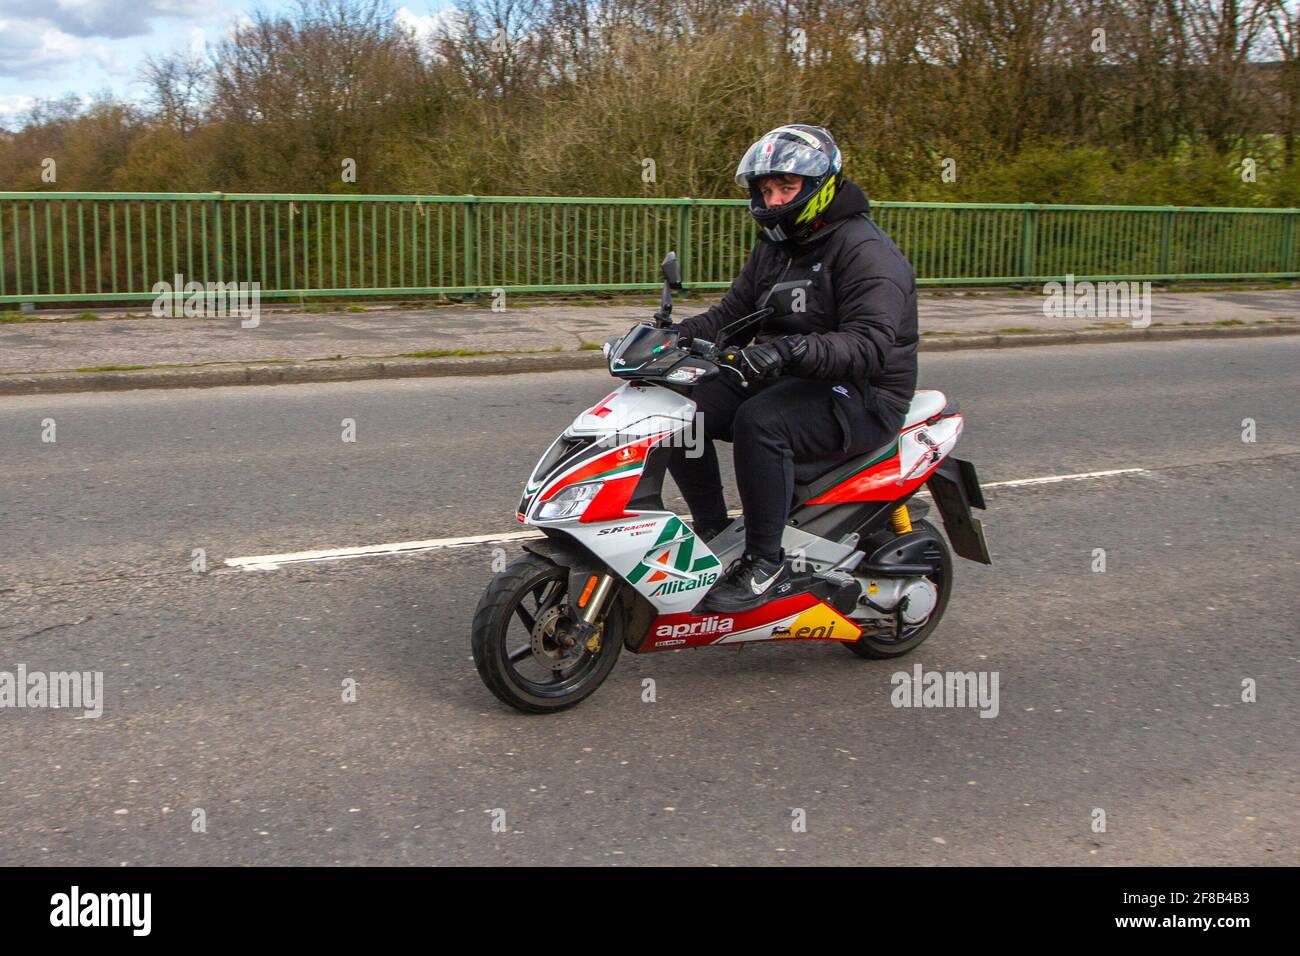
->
xmin=667 ymin=124 xmax=919 ymax=614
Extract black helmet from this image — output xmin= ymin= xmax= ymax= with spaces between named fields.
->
xmin=735 ymin=125 xmax=843 ymax=242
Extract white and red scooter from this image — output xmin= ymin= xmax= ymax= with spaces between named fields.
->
xmin=472 ymin=253 xmax=991 ymax=712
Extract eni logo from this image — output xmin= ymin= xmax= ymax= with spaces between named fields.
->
xmin=776 ymin=604 xmax=861 ymax=641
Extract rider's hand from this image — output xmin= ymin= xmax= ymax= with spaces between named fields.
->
xmin=740 ymin=335 xmax=807 ymax=379
xmin=665 ymin=321 xmax=693 ymax=345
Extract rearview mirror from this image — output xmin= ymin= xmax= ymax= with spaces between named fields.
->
xmin=661 ymin=252 xmax=683 ymax=290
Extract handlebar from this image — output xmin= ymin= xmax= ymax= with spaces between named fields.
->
xmin=686 ymin=337 xmax=750 ymax=386
xmin=607 ymin=323 xmax=753 ymax=388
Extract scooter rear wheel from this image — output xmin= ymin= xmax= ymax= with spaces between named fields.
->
xmin=471 ymin=552 xmax=622 ymax=713
xmin=843 ymin=519 xmax=954 ymax=659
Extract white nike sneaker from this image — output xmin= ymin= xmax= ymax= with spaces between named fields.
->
xmin=697 ymin=549 xmax=790 ymax=613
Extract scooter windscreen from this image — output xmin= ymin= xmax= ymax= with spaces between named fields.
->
xmin=608 ymin=323 xmax=686 ymax=377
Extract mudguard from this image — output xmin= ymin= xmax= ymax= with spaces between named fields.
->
xmin=521 ymin=533 xmax=606 ymax=607
xmin=521 ymin=533 xmax=657 ymax=652
xmin=926 ymin=457 xmax=993 ymax=564
xmin=863 ymin=527 xmax=948 ymax=575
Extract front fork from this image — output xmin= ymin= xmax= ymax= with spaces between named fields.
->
xmin=566 ymin=572 xmax=618 ymax=653
xmin=520 ymin=539 xmax=624 ymax=652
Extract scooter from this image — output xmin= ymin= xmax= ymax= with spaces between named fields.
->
xmin=471 ymin=252 xmax=992 ymax=713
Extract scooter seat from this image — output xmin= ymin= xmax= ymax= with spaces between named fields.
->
xmin=793 ymin=452 xmax=859 ymax=485
xmin=790 ymin=439 xmax=894 ymax=502
xmin=791 ymin=391 xmax=953 ymax=503
xmin=903 ymin=389 xmax=948 ymax=428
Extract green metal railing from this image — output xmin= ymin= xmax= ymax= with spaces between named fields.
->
xmin=0 ymin=192 xmax=1297 ymax=305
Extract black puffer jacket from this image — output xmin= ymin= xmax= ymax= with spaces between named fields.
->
xmin=678 ymin=179 xmax=918 ymax=431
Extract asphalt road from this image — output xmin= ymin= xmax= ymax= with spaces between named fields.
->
xmin=1 ymin=338 xmax=1296 ymax=865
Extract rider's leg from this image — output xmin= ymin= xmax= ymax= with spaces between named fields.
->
xmin=666 ymin=376 xmax=748 ymax=537
xmin=732 ymin=378 xmax=894 ymax=561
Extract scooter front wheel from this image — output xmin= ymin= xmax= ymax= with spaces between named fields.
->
xmin=471 ymin=552 xmax=623 ymax=713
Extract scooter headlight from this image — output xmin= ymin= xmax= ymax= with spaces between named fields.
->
xmin=536 ymin=481 xmax=602 ymax=520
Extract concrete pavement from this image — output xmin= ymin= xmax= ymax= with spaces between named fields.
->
xmin=0 ymin=288 xmax=1296 ymax=394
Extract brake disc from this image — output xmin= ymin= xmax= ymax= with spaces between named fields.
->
xmin=529 ymin=604 xmax=586 ymax=672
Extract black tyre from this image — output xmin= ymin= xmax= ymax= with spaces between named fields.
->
xmin=471 ymin=552 xmax=623 ymax=713
xmin=844 ymin=519 xmax=954 ymax=659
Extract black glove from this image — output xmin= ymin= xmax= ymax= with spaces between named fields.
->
xmin=740 ymin=335 xmax=807 ymax=379
xmin=666 ymin=321 xmax=694 ymax=345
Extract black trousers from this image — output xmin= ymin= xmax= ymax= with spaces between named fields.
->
xmin=667 ymin=373 xmax=899 ymax=560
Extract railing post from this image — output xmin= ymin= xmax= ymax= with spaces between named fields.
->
xmin=463 ymin=195 xmax=479 ymax=302
xmin=1159 ymin=208 xmax=1176 ymax=278
xmin=1019 ymin=203 xmax=1038 ymax=285
xmin=211 ymin=192 xmax=224 ymax=286
xmin=676 ymin=199 xmax=692 ymax=288
xmin=1281 ymin=210 xmax=1296 ymax=276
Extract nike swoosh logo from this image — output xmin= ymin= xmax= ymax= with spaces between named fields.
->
xmin=750 ymin=571 xmax=780 ymax=595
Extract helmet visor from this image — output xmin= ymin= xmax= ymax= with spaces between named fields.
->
xmin=734 ymin=130 xmax=830 ymax=189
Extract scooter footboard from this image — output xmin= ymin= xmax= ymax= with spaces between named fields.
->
xmin=633 ymin=565 xmax=866 ymax=654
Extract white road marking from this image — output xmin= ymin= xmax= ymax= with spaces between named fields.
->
xmin=224 ymin=466 xmax=1151 ymax=571
xmin=981 ymin=467 xmax=1147 ymax=488
xmin=224 ymin=530 xmax=542 ymax=571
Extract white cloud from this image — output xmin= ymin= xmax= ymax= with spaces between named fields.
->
xmin=396 ymin=5 xmax=461 ymax=44
xmin=0 ymin=90 xmax=37 ymax=126
xmin=186 ymin=25 xmax=207 ymax=57
xmin=0 ymin=0 xmax=218 ymax=40
xmin=223 ymin=9 xmax=252 ymax=39
xmin=0 ymin=17 xmax=102 ymax=78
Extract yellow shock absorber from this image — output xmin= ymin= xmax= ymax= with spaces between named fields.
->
xmin=891 ymin=504 xmax=913 ymax=534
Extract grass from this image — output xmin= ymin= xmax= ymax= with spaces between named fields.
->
xmin=397 ymin=345 xmax=567 ymax=359
xmin=64 ymin=359 xmax=291 ymax=374
xmin=578 ymin=341 xmax=603 ymax=350
xmin=397 ymin=348 xmax=496 ymax=359
xmin=1 ymin=311 xmax=100 ymax=323
xmin=75 ymin=364 xmax=161 ymax=372
xmin=293 ymin=303 xmax=375 ymax=314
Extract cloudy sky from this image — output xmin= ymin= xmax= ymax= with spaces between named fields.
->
xmin=0 ymin=0 xmax=449 ymax=128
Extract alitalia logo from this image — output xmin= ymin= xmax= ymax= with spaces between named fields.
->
xmin=650 ymin=572 xmax=718 ymax=596
xmin=627 ymin=516 xmax=721 ymax=595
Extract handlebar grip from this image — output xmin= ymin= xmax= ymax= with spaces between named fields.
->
xmin=717 ymin=347 xmax=745 ymax=370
